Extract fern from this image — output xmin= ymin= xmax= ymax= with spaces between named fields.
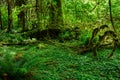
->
xmin=0 ymin=52 xmax=30 ymax=80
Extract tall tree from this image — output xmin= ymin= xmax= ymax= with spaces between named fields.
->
xmin=7 ymin=0 xmax=13 ymax=32
xmin=49 ymin=0 xmax=63 ymax=28
xmin=15 ymin=0 xmax=26 ymax=32
xmin=35 ymin=0 xmax=42 ymax=28
xmin=0 ymin=0 xmax=2 ymax=30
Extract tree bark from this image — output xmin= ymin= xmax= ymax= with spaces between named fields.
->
xmin=7 ymin=0 xmax=13 ymax=32
xmin=0 ymin=7 xmax=2 ymax=29
xmin=15 ymin=0 xmax=26 ymax=32
xmin=49 ymin=0 xmax=63 ymax=28
xmin=35 ymin=0 xmax=42 ymax=28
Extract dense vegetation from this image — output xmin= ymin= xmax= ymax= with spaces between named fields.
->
xmin=0 ymin=0 xmax=120 ymax=80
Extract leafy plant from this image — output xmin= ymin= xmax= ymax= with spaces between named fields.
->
xmin=0 ymin=52 xmax=31 ymax=80
xmin=79 ymin=30 xmax=91 ymax=45
xmin=1 ymin=6 xmax=8 ymax=29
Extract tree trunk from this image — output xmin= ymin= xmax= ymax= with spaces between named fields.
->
xmin=35 ymin=0 xmax=42 ymax=29
xmin=15 ymin=0 xmax=26 ymax=32
xmin=7 ymin=0 xmax=13 ymax=32
xmin=0 ymin=7 xmax=2 ymax=29
xmin=49 ymin=0 xmax=63 ymax=28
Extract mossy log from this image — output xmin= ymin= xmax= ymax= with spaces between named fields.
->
xmin=22 ymin=28 xmax=61 ymax=40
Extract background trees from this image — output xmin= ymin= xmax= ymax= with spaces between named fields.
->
xmin=15 ymin=0 xmax=27 ymax=31
xmin=0 ymin=0 xmax=119 ymax=39
xmin=0 ymin=0 xmax=2 ymax=29
xmin=48 ymin=0 xmax=63 ymax=28
xmin=1 ymin=0 xmax=119 ymax=31
xmin=0 ymin=1 xmax=120 ymax=80
xmin=7 ymin=0 xmax=13 ymax=31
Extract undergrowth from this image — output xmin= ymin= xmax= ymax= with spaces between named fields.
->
xmin=0 ymin=42 xmax=120 ymax=80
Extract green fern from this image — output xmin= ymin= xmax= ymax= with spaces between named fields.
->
xmin=0 ymin=52 xmax=30 ymax=80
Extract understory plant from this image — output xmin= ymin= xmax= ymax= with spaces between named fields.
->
xmin=0 ymin=52 xmax=31 ymax=80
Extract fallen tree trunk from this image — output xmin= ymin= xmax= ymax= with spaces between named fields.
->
xmin=22 ymin=28 xmax=61 ymax=40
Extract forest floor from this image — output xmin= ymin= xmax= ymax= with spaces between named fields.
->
xmin=0 ymin=41 xmax=120 ymax=80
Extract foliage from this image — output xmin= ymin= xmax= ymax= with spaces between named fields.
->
xmin=79 ymin=30 xmax=91 ymax=45
xmin=0 ymin=0 xmax=120 ymax=34
xmin=78 ymin=29 xmax=99 ymax=46
xmin=1 ymin=6 xmax=8 ymax=29
xmin=0 ymin=44 xmax=120 ymax=80
xmin=0 ymin=49 xmax=30 ymax=80
xmin=0 ymin=32 xmax=24 ymax=43
xmin=0 ymin=0 xmax=120 ymax=79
